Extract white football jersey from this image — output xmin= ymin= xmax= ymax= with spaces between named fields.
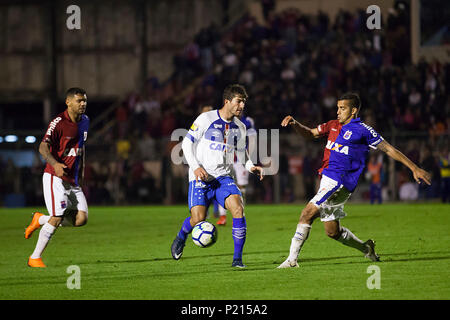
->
xmin=182 ymin=110 xmax=247 ymax=182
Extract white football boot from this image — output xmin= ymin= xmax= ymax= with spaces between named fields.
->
xmin=363 ymin=239 xmax=380 ymax=262
xmin=277 ymin=259 xmax=299 ymax=268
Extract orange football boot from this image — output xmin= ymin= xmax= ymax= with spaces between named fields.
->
xmin=27 ymin=257 xmax=46 ymax=268
xmin=24 ymin=212 xmax=44 ymax=239
xmin=217 ymin=215 xmax=227 ymax=226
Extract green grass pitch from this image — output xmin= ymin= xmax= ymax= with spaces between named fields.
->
xmin=0 ymin=203 xmax=449 ymax=300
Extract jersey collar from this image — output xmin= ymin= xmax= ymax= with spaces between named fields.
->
xmin=217 ymin=109 xmax=232 ymax=123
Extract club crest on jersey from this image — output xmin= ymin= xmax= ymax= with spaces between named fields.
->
xmin=326 ymin=140 xmax=349 ymax=155
xmin=60 ymin=200 xmax=67 ymax=209
xmin=343 ymin=130 xmax=352 ymax=140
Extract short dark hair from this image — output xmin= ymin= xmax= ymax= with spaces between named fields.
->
xmin=66 ymin=87 xmax=86 ymax=98
xmin=223 ymin=84 xmax=248 ymax=103
xmin=339 ymin=92 xmax=361 ymax=112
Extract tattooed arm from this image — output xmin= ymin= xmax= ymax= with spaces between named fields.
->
xmin=39 ymin=142 xmax=67 ymax=178
xmin=376 ymin=140 xmax=431 ymax=185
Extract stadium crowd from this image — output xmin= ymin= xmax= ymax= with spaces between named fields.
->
xmin=1 ymin=5 xmax=448 ymax=207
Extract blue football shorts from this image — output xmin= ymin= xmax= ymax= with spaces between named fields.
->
xmin=188 ymin=176 xmax=242 ymax=210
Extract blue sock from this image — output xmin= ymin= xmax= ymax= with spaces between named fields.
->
xmin=232 ymin=217 xmax=247 ymax=260
xmin=213 ymin=200 xmax=219 ymax=214
xmin=177 ymin=217 xmax=193 ymax=241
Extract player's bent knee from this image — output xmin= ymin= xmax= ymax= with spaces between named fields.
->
xmin=324 ymin=225 xmax=341 ymax=239
xmin=48 ymin=216 xmax=63 ymax=228
xmin=299 ymin=205 xmax=318 ymax=224
xmin=325 ymin=229 xmax=341 ymax=239
xmin=191 ymin=216 xmax=203 ymax=225
xmin=230 ymin=206 xmax=244 ymax=218
xmin=75 ymin=211 xmax=88 ymax=227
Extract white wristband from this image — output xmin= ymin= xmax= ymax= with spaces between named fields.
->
xmin=245 ymin=159 xmax=254 ymax=172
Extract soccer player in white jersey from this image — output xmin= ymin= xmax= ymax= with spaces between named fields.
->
xmin=278 ymin=93 xmax=431 ymax=268
xmin=217 ymin=114 xmax=257 ymax=226
xmin=171 ymin=84 xmax=264 ymax=268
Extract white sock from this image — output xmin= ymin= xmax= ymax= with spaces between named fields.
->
xmin=30 ymin=223 xmax=56 ymax=259
xmin=287 ymin=223 xmax=311 ymax=262
xmin=337 ymin=227 xmax=366 ymax=253
xmin=38 ymin=215 xmax=50 ymax=225
xmin=219 ymin=205 xmax=227 ymax=217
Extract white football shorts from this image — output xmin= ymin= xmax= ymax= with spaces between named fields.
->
xmin=310 ymin=174 xmax=351 ymax=222
xmin=42 ymin=172 xmax=88 ymax=217
xmin=233 ymin=162 xmax=249 ymax=186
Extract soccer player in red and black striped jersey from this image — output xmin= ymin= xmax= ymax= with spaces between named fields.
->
xmin=25 ymin=88 xmax=90 ymax=268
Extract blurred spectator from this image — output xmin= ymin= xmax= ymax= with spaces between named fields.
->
xmin=261 ymin=0 xmax=275 ymax=21
xmin=439 ymin=146 xmax=450 ymax=203
xmin=367 ymin=153 xmax=383 ymax=204
xmin=5 ymin=6 xmax=448 ymax=206
xmin=116 ymin=102 xmax=129 ymax=138
xmin=399 ymin=182 xmax=419 ymax=201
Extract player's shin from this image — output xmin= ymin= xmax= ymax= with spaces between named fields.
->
xmin=177 ymin=217 xmax=193 ymax=241
xmin=232 ymin=217 xmax=247 ymax=260
xmin=30 ymin=223 xmax=56 ymax=259
xmin=336 ymin=226 xmax=366 ymax=252
xmin=287 ymin=223 xmax=311 ymax=262
xmin=218 ymin=205 xmax=227 ymax=217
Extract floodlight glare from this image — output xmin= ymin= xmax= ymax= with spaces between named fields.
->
xmin=5 ymin=135 xmax=18 ymax=143
xmin=25 ymin=136 xmax=37 ymax=143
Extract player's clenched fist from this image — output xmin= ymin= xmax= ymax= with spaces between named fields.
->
xmin=194 ymin=167 xmax=209 ymax=182
xmin=53 ymin=162 xmax=68 ymax=178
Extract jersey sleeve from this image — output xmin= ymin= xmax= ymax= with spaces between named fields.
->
xmin=42 ymin=117 xmax=62 ymax=146
xmin=185 ymin=113 xmax=208 ymax=143
xmin=316 ymin=120 xmax=332 ymax=135
xmin=362 ymin=124 xmax=384 ymax=149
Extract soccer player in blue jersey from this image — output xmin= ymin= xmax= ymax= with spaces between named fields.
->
xmin=171 ymin=84 xmax=264 ymax=268
xmin=278 ymin=93 xmax=431 ymax=268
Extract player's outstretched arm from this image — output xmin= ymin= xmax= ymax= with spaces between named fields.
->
xmin=377 ymin=140 xmax=431 ymax=185
xmin=281 ymin=115 xmax=320 ymax=139
xmin=249 ymin=166 xmax=264 ymax=181
xmin=39 ymin=141 xmax=67 ymax=177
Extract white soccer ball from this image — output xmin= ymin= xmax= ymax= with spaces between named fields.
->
xmin=191 ymin=221 xmax=218 ymax=248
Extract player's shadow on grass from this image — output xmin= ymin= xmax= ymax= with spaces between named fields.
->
xmin=271 ymin=251 xmax=450 ymax=268
xmin=78 ymin=250 xmax=450 ymax=267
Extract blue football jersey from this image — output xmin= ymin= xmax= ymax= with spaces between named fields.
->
xmin=322 ymin=118 xmax=383 ymax=192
